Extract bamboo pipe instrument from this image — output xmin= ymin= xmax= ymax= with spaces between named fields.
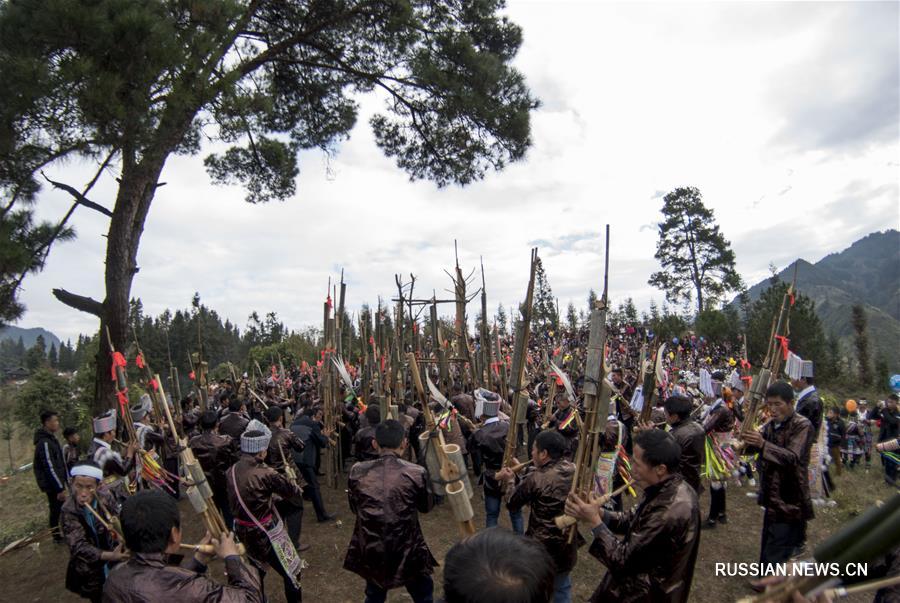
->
xmin=554 ymin=479 xmax=635 ymax=530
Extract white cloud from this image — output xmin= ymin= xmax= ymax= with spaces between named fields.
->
xmin=17 ymin=0 xmax=899 ymax=342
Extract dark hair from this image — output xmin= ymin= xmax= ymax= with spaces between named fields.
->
xmin=374 ymin=419 xmax=405 ymax=449
xmin=199 ymin=410 xmax=219 ymax=430
xmin=766 ymin=381 xmax=795 ymax=403
xmin=228 ymin=397 xmax=244 ymax=413
xmin=264 ymin=406 xmax=284 ymax=424
xmin=443 ymin=528 xmax=555 ymax=603
xmin=39 ymin=409 xmax=58 ymax=425
xmin=364 ymin=406 xmax=381 ymax=426
xmin=534 ymin=430 xmax=566 ymax=460
xmin=63 ymin=426 xmax=79 ymax=438
xmin=664 ymin=395 xmax=693 ymax=419
xmin=121 ymin=490 xmax=180 ymax=553
xmin=634 ymin=429 xmax=680 ymax=473
xmin=612 ymin=367 xmax=623 ymax=375
xmin=888 ymin=394 xmax=899 ymax=403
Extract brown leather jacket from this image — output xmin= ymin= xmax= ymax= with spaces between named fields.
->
xmin=219 ymin=412 xmax=250 ymax=440
xmin=588 ymin=474 xmax=700 ymax=603
xmin=669 ymin=418 xmax=706 ymax=493
xmin=507 ymin=458 xmax=583 ymax=574
xmin=435 ymin=409 xmax=466 ymax=453
xmin=266 ymin=425 xmax=305 ymax=479
xmin=549 ymin=407 xmax=580 ymax=455
xmin=190 ymin=431 xmax=238 ymax=492
xmin=450 ymin=393 xmax=476 ymax=422
xmin=102 ymin=552 xmax=262 ymax=602
xmin=703 ymin=402 xmax=735 ymax=434
xmin=344 ymin=452 xmax=436 ymax=589
xmin=61 ymin=490 xmax=119 ymax=600
xmin=748 ymin=412 xmax=815 ymax=522
xmin=226 ymin=455 xmax=303 ymax=562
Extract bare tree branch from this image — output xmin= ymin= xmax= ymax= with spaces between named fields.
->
xmin=52 ymin=288 xmax=104 ymax=317
xmin=41 ymin=171 xmax=114 ymax=217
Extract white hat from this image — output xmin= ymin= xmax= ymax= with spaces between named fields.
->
xmin=729 ymin=370 xmax=744 ymax=391
xmin=475 ymin=388 xmax=501 ymax=418
xmin=240 ymin=419 xmax=272 ymax=453
xmin=131 ymin=394 xmax=152 ymax=421
xmin=93 ymin=410 xmax=116 ymax=434
xmin=70 ymin=464 xmax=103 ymax=481
xmin=800 ymin=361 xmax=814 ymax=379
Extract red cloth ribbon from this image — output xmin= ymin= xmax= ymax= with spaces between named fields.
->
xmin=110 ymin=352 xmax=127 ymax=380
xmin=135 ymin=353 xmax=145 ymax=369
xmin=188 ymin=371 xmax=196 ymax=381
xmin=149 ymin=378 xmax=159 ymax=392
xmin=789 ymin=293 xmax=795 ymax=307
xmin=775 ymin=335 xmax=790 ymax=360
xmin=369 ymin=336 xmax=375 ymax=345
xmin=116 ymin=389 xmax=129 ymax=414
xmin=316 ymin=360 xmax=323 ymax=368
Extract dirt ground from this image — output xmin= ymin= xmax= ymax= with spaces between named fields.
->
xmin=0 ymin=456 xmax=895 ymax=603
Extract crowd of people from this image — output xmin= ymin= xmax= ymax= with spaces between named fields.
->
xmin=27 ymin=317 xmax=900 ymax=603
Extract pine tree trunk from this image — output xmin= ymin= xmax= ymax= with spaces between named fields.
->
xmin=93 ymin=160 xmax=167 ymax=415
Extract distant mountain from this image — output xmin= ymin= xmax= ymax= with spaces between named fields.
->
xmin=0 ymin=326 xmax=62 ymax=350
xmin=737 ymin=230 xmax=900 ymax=367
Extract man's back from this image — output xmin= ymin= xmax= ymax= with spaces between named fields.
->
xmin=102 ymin=552 xmax=262 ymax=602
xmin=344 ymin=453 xmax=436 ymax=589
xmin=670 ymin=419 xmax=705 ymax=493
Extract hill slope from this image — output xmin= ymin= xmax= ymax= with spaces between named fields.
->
xmin=0 ymin=325 xmax=62 ymax=350
xmin=738 ymin=229 xmax=900 ymax=368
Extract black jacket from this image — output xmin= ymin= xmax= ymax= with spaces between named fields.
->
xmin=33 ymin=427 xmax=67 ymax=493
xmin=290 ymin=414 xmax=328 ymax=467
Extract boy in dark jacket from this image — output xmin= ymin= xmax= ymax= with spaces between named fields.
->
xmin=33 ymin=409 xmax=68 ymax=542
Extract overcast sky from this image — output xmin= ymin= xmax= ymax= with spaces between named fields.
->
xmin=16 ymin=0 xmax=900 ymax=343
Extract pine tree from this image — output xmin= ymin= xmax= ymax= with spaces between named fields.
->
xmin=745 ymin=279 xmax=828 ymax=373
xmin=47 ymin=342 xmax=58 ymax=368
xmin=851 ymin=304 xmax=872 ymax=386
xmin=648 ymin=187 xmax=742 ymax=315
xmin=58 ymin=339 xmax=73 ymax=372
xmin=496 ymin=304 xmax=508 ymax=338
xmin=1 ymin=0 xmax=537 ymax=415
xmin=566 ymin=302 xmax=578 ymax=331
xmin=532 ymin=257 xmax=557 ymax=333
xmin=24 ymin=334 xmax=47 ymax=371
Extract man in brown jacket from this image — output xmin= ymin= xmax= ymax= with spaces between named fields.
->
xmin=62 ymin=462 xmax=127 ymax=602
xmin=664 ymin=395 xmax=706 ymax=494
xmin=103 ymin=489 xmax=262 ymax=602
xmin=497 ymin=429 xmax=581 ymax=603
xmin=740 ymin=380 xmax=815 ymax=564
xmin=344 ymin=420 xmax=436 ymax=603
xmin=264 ymin=405 xmax=308 ymax=552
xmin=190 ymin=410 xmax=239 ymax=528
xmin=219 ymin=398 xmax=250 ymax=439
xmin=227 ymin=420 xmax=304 ymax=603
xmin=566 ymin=429 xmax=701 ymax=603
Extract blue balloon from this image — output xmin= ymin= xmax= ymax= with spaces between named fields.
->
xmin=672 ymin=337 xmax=679 ymax=345
xmin=890 ymin=374 xmax=900 ymax=393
